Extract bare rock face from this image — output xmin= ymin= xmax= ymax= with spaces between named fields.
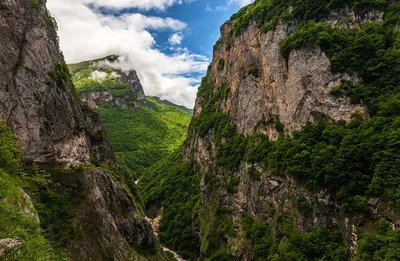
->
xmin=0 ymin=0 xmax=92 ymax=167
xmin=82 ymin=105 xmax=116 ymax=165
xmin=119 ymin=70 xmax=146 ymax=102
xmin=0 ymin=0 xmax=117 ymax=168
xmin=81 ymin=91 xmax=114 ymax=109
xmin=0 ymin=1 xmax=157 ymax=260
xmin=48 ymin=168 xmax=155 ymax=261
xmin=203 ymin=23 xmax=365 ymax=138
xmin=18 ymin=188 xmax=40 ymax=223
xmin=187 ymin=8 xmax=388 ymax=260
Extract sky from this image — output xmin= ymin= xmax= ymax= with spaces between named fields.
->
xmin=46 ymin=0 xmax=254 ymax=108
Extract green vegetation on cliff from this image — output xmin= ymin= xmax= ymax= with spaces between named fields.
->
xmin=241 ymin=214 xmax=347 ymax=261
xmin=139 ymin=152 xmax=201 ymax=260
xmin=141 ymin=1 xmax=400 ymax=260
xmin=356 ymin=218 xmax=400 ymax=260
xmin=229 ymin=0 xmax=389 ymax=36
xmin=96 ymin=97 xmax=191 ymax=176
xmin=69 ymin=60 xmax=192 ymax=176
xmin=69 ymin=58 xmax=138 ymax=105
xmin=0 ymin=122 xmax=67 ymax=260
xmin=203 ymin=0 xmax=400 ymax=213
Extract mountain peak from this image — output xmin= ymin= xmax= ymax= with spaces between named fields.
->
xmin=69 ymin=57 xmax=145 ymax=110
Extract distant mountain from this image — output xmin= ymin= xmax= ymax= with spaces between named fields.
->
xmin=0 ymin=2 xmax=164 ymax=260
xmin=69 ymin=56 xmax=145 ymax=110
xmin=69 ymin=58 xmax=192 ymax=176
xmin=139 ymin=1 xmax=400 ymax=261
xmin=150 ymin=96 xmax=194 ymax=115
xmin=96 ymin=96 xmax=191 ymax=177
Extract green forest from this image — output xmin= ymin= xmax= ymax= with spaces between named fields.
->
xmin=0 ymin=123 xmax=69 ymax=260
xmin=69 ymin=60 xmax=193 ymax=176
xmin=1 ymin=0 xmax=400 ymax=260
xmin=139 ymin=0 xmax=400 ymax=260
xmin=97 ymin=97 xmax=192 ymax=176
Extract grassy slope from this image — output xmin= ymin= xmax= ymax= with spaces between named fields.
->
xmin=68 ymin=60 xmax=192 ymax=176
xmin=97 ymin=97 xmax=191 ymax=176
xmin=140 ymin=1 xmax=400 ymax=260
xmin=0 ymin=122 xmax=68 ymax=261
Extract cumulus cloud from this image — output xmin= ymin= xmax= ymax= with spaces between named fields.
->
xmin=90 ymin=70 xmax=108 ymax=82
xmin=207 ymin=0 xmax=253 ymax=13
xmin=228 ymin=0 xmax=255 ymax=7
xmin=47 ymin=0 xmax=208 ymax=108
xmin=168 ymin=32 xmax=184 ymax=45
xmin=90 ymin=70 xmax=120 ymax=82
xmin=205 ymin=5 xmax=228 ymax=12
xmin=84 ymin=0 xmax=194 ymax=11
xmin=98 ymin=14 xmax=187 ymax=31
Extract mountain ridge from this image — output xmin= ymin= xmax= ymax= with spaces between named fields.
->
xmin=0 ymin=1 xmax=167 ymax=260
xmin=1 ymin=0 xmax=399 ymax=260
xmin=68 ymin=58 xmax=193 ymax=176
xmin=140 ymin=1 xmax=400 ymax=260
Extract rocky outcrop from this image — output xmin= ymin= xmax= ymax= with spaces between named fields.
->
xmin=0 ymin=0 xmax=118 ymax=168
xmin=0 ymin=239 xmax=24 ymax=257
xmin=18 ymin=188 xmax=40 ymax=223
xmin=202 ymin=22 xmax=366 ymax=138
xmin=119 ymin=70 xmax=146 ymax=101
xmin=186 ymin=5 xmax=394 ymax=260
xmin=79 ymin=68 xmax=146 ymax=110
xmin=50 ymin=168 xmax=155 ymax=261
xmin=82 ymin=105 xmax=116 ymax=165
xmin=323 ymin=7 xmax=384 ymax=28
xmin=0 ymin=0 xmax=91 ymax=167
xmin=0 ymin=1 xmax=160 ymax=260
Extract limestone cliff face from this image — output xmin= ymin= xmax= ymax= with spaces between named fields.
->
xmin=201 ymin=23 xmax=367 ymax=138
xmin=186 ymin=6 xmax=394 ymax=261
xmin=50 ymin=168 xmax=155 ymax=261
xmin=79 ymin=69 xmax=146 ymax=110
xmin=0 ymin=0 xmax=93 ymax=167
xmin=74 ymin=57 xmax=146 ymax=111
xmin=188 ymin=13 xmax=377 ymax=166
xmin=0 ymin=1 xmax=159 ymax=260
xmin=120 ymin=70 xmax=146 ymax=102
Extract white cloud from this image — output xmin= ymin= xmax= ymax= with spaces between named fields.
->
xmin=83 ymin=0 xmax=194 ymax=11
xmin=168 ymin=32 xmax=184 ymax=45
xmin=90 ymin=70 xmax=108 ymax=82
xmin=99 ymin=14 xmax=187 ymax=31
xmin=207 ymin=0 xmax=253 ymax=13
xmin=228 ymin=0 xmax=254 ymax=7
xmin=205 ymin=5 xmax=228 ymax=12
xmin=47 ymin=0 xmax=208 ymax=108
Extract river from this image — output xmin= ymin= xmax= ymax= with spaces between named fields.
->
xmin=163 ymin=246 xmax=186 ymax=261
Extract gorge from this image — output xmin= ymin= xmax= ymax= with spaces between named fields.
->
xmin=1 ymin=0 xmax=400 ymax=261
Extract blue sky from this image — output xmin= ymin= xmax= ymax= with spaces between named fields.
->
xmin=120 ymin=0 xmax=239 ymax=58
xmin=105 ymin=0 xmax=244 ymax=58
xmin=47 ymin=0 xmax=253 ymax=107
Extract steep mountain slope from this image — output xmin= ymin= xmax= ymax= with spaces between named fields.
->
xmin=69 ymin=59 xmax=192 ymax=175
xmin=0 ymin=1 xmax=168 ymax=260
xmin=141 ymin=1 xmax=400 ymax=260
xmin=97 ymin=97 xmax=192 ymax=176
xmin=0 ymin=122 xmax=58 ymax=260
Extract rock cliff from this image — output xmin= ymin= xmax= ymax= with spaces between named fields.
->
xmin=202 ymin=22 xmax=371 ymax=139
xmin=0 ymin=0 xmax=94 ymax=167
xmin=143 ymin=1 xmax=400 ymax=261
xmin=47 ymin=168 xmax=155 ymax=261
xmin=0 ymin=0 xmax=162 ymax=260
xmin=70 ymin=57 xmax=146 ymax=111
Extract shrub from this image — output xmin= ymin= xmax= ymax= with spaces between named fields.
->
xmin=218 ymin=59 xmax=225 ymax=71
